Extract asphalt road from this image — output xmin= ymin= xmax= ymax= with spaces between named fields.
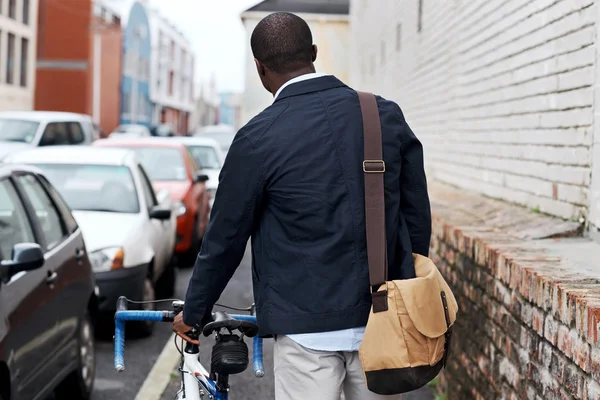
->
xmin=91 ymin=244 xmax=272 ymax=400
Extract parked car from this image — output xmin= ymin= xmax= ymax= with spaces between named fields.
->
xmin=110 ymin=124 xmax=152 ymax=138
xmin=194 ymin=124 xmax=236 ymax=155
xmin=94 ymin=137 xmax=210 ymax=265
xmin=0 ymin=163 xmax=98 ymax=400
xmin=5 ymin=146 xmax=177 ymax=335
xmin=0 ymin=111 xmax=97 ymax=161
xmin=150 ymin=123 xmax=175 ymax=137
xmin=169 ymin=136 xmax=225 ymax=208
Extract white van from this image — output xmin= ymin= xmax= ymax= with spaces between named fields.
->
xmin=0 ymin=111 xmax=98 ymax=160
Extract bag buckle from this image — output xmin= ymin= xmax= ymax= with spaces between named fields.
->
xmin=363 ymin=160 xmax=385 ymax=173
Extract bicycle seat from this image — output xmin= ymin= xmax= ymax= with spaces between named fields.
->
xmin=202 ymin=311 xmax=259 ymax=338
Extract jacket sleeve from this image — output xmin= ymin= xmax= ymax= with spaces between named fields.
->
xmin=183 ymin=131 xmax=265 ymax=328
xmin=397 ymin=106 xmax=432 ymax=256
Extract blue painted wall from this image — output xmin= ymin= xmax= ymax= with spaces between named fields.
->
xmin=219 ymin=92 xmax=236 ymax=128
xmin=120 ymin=2 xmax=152 ymax=127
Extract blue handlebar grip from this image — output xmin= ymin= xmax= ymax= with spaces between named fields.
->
xmin=114 ymin=318 xmax=125 ymax=372
xmin=253 ymin=336 xmax=265 ymax=378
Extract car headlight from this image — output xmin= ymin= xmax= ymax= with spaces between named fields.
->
xmin=89 ymin=247 xmax=124 ymax=272
xmin=174 ymin=200 xmax=187 ymax=217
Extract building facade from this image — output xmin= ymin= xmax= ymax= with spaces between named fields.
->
xmin=240 ymin=0 xmax=350 ymax=126
xmin=148 ymin=10 xmax=195 ymax=134
xmin=349 ymin=0 xmax=600 ymax=234
xmin=0 ymin=0 xmax=39 ymax=111
xmin=36 ymin=0 xmax=122 ymax=134
xmin=190 ymin=78 xmax=220 ymax=131
xmin=219 ymin=92 xmax=242 ymax=131
xmin=120 ymin=1 xmax=152 ymax=127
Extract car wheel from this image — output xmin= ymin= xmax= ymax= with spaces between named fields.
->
xmin=156 ymin=256 xmax=176 ymax=298
xmin=131 ymin=277 xmax=156 ymax=337
xmin=54 ymin=312 xmax=95 ymax=400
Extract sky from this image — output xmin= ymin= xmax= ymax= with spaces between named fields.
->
xmin=107 ymin=0 xmax=262 ymax=93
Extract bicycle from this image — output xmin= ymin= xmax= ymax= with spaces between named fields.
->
xmin=113 ymin=296 xmax=265 ymax=400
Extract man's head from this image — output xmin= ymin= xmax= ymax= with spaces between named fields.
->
xmin=250 ymin=12 xmax=317 ymax=94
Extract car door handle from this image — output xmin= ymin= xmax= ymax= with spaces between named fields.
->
xmin=75 ymin=248 xmax=85 ymax=260
xmin=46 ymin=271 xmax=58 ymax=285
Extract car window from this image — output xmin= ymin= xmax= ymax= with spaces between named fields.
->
xmin=187 ymin=145 xmax=221 ymax=169
xmin=122 ymin=147 xmax=187 ymax=181
xmin=36 ymin=163 xmax=140 ymax=214
xmin=67 ymin=122 xmax=85 ymax=144
xmin=0 ymin=118 xmax=40 ymax=143
xmin=137 ymin=165 xmax=158 ymax=208
xmin=39 ymin=122 xmax=69 ymax=146
xmin=184 ymin=148 xmax=200 ymax=173
xmin=0 ymin=179 xmax=36 ymax=261
xmin=14 ymin=174 xmax=66 ymax=251
xmin=38 ymin=175 xmax=78 ymax=234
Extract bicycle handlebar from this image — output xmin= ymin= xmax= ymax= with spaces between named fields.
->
xmin=113 ymin=299 xmax=265 ymax=379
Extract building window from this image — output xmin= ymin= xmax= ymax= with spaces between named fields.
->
xmin=8 ymin=0 xmax=16 ymax=19
xmin=170 ymin=41 xmax=175 ymax=59
xmin=396 ymin=24 xmax=401 ymax=51
xmin=417 ymin=0 xmax=423 ymax=32
xmin=6 ymin=33 xmax=15 ymax=84
xmin=20 ymin=38 xmax=28 ymax=87
xmin=22 ymin=0 xmax=29 ymax=24
xmin=169 ymin=71 xmax=174 ymax=95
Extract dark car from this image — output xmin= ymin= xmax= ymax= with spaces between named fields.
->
xmin=0 ymin=164 xmax=98 ymax=400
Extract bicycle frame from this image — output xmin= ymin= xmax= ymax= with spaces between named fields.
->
xmin=114 ymin=305 xmax=264 ymax=400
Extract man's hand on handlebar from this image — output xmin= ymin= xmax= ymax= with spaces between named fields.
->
xmin=173 ymin=312 xmax=200 ymax=345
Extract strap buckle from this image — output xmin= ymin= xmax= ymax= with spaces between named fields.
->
xmin=363 ymin=160 xmax=385 ymax=173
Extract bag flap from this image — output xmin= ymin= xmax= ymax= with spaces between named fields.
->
xmin=392 ymin=254 xmax=458 ymax=338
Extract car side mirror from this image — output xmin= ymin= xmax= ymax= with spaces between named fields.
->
xmin=149 ymin=205 xmax=171 ymax=220
xmin=195 ymin=172 xmax=209 ymax=183
xmin=1 ymin=243 xmax=45 ymax=284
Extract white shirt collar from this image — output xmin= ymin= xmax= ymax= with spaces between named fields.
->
xmin=273 ymin=72 xmax=328 ymax=102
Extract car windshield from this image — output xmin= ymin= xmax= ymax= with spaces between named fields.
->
xmin=123 ymin=147 xmax=187 ymax=181
xmin=187 ymin=145 xmax=221 ymax=169
xmin=0 ymin=118 xmax=40 ymax=143
xmin=35 ymin=164 xmax=140 ymax=213
xmin=195 ymin=130 xmax=235 ymax=152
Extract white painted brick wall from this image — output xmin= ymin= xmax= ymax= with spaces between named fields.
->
xmin=349 ymin=0 xmax=596 ymax=222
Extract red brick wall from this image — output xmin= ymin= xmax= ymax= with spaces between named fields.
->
xmin=428 ymin=183 xmax=599 ymax=400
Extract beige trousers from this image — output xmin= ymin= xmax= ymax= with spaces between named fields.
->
xmin=273 ymin=335 xmax=402 ymax=400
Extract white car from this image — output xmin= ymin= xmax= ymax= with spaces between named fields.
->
xmin=110 ymin=124 xmax=152 ymax=137
xmin=194 ymin=124 xmax=236 ymax=155
xmin=0 ymin=111 xmax=97 ymax=160
xmin=5 ymin=146 xmax=176 ymax=335
xmin=170 ymin=136 xmax=225 ymax=208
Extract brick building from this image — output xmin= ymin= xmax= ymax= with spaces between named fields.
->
xmin=350 ymin=1 xmax=600 ymax=399
xmin=0 ymin=0 xmax=38 ymax=111
xmin=35 ymin=0 xmax=122 ymax=134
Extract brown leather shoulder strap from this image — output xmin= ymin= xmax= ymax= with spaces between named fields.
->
xmin=357 ymin=91 xmax=388 ymax=295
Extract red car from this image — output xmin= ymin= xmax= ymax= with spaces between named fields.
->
xmin=94 ymin=137 xmax=210 ymax=265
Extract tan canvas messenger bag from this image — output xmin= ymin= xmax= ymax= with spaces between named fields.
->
xmin=356 ymin=92 xmax=459 ymax=395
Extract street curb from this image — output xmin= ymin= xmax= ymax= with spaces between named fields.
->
xmin=135 ymin=333 xmax=180 ymax=400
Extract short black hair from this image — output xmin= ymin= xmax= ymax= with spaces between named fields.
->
xmin=250 ymin=12 xmax=313 ymax=74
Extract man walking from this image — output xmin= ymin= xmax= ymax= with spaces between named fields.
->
xmin=174 ymin=12 xmax=431 ymax=400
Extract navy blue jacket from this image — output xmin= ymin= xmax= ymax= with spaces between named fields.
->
xmin=184 ymin=76 xmax=431 ymax=336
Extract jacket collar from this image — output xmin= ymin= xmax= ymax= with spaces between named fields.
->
xmin=274 ymin=75 xmax=347 ymax=103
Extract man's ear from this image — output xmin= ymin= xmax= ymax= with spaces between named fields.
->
xmin=312 ymin=44 xmax=318 ymax=62
xmin=254 ymin=59 xmax=266 ymax=76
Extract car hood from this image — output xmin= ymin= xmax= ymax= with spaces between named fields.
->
xmin=152 ymin=181 xmax=191 ymax=201
xmin=72 ymin=211 xmax=142 ymax=253
xmin=0 ymin=142 xmax=33 ymax=161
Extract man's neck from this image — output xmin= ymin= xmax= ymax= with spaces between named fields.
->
xmin=271 ymin=66 xmax=316 ymax=97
